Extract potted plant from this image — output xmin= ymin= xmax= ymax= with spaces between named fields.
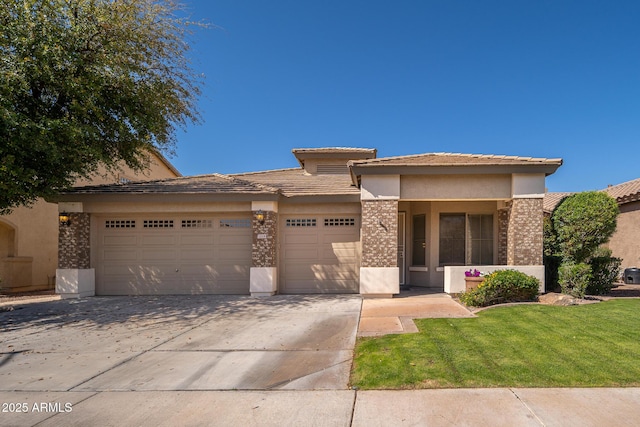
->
xmin=464 ymin=269 xmax=484 ymax=291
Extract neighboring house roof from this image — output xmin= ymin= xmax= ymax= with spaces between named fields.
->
xmin=60 ymin=174 xmax=278 ymax=196
xmin=602 ymin=177 xmax=640 ymax=204
xmin=543 ymin=192 xmax=573 ymax=213
xmin=543 ymin=177 xmax=640 ymax=213
xmin=231 ymin=168 xmax=359 ymax=198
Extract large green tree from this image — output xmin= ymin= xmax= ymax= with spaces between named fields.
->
xmin=0 ymin=0 xmax=203 ymax=213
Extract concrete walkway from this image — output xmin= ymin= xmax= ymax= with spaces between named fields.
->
xmin=358 ymin=290 xmax=474 ymax=336
xmin=3 ymin=294 xmax=640 ymax=426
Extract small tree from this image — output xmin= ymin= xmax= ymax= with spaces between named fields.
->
xmin=0 ymin=0 xmax=204 ymax=213
xmin=547 ymin=191 xmax=619 ymax=296
xmin=551 ymin=192 xmax=619 ymax=263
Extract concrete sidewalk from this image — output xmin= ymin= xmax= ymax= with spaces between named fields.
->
xmin=3 ymin=294 xmax=640 ymax=426
xmin=3 ymin=388 xmax=640 ymax=426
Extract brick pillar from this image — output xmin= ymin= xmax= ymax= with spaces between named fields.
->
xmin=361 ymin=200 xmax=398 ymax=267
xmin=250 ymin=204 xmax=278 ymax=296
xmin=58 ymin=213 xmax=91 ymax=269
xmin=507 ymin=198 xmax=543 ymax=265
xmin=252 ymin=210 xmax=277 ymax=268
xmin=360 ymin=199 xmax=399 ymax=296
xmin=497 ymin=204 xmax=510 ymax=265
xmin=56 ymin=212 xmax=95 ymax=298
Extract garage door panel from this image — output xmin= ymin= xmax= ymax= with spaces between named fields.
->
xmin=103 ymin=235 xmax=137 ymax=246
xmin=284 ymin=248 xmax=319 ymax=259
xmin=97 ymin=215 xmax=251 ymax=295
xmin=283 ymin=234 xmax=318 ymax=245
xmin=180 ymin=249 xmax=215 ymax=261
xmin=180 ymin=235 xmax=213 ymax=245
xmin=103 ymin=249 xmax=138 ymax=261
xmin=140 ymin=249 xmax=177 ymax=261
xmin=219 ymin=234 xmax=252 ymax=245
xmin=141 ymin=235 xmax=177 ymax=246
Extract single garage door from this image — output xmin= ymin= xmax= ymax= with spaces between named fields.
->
xmin=280 ymin=215 xmax=360 ymax=294
xmin=96 ymin=215 xmax=252 ymax=295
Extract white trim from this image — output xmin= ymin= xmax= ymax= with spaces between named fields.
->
xmin=250 ymin=267 xmax=278 ymax=296
xmin=56 ymin=268 xmax=95 ymax=299
xmin=360 ymin=267 xmax=399 ymax=296
xmin=251 ymin=201 xmax=278 ymax=212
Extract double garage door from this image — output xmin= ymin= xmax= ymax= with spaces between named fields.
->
xmin=96 ymin=215 xmax=252 ymax=295
xmin=96 ymin=213 xmax=361 ymax=295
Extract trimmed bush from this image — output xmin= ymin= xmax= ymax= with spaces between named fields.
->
xmin=459 ymin=270 xmax=540 ymax=307
xmin=587 ymin=248 xmax=621 ymax=295
xmin=559 ymin=262 xmax=591 ymax=298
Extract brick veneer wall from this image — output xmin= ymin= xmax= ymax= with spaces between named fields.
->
xmin=361 ymin=200 xmax=398 ymax=267
xmin=497 ymin=205 xmax=510 ymax=265
xmin=58 ymin=213 xmax=90 ymax=269
xmin=252 ymin=211 xmax=277 ymax=268
xmin=507 ymin=198 xmax=543 ymax=265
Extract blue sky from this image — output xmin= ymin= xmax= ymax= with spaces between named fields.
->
xmin=172 ymin=1 xmax=640 ymax=192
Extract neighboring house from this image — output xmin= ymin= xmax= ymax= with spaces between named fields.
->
xmin=51 ymin=147 xmax=562 ymax=298
xmin=603 ymin=178 xmax=640 ymax=271
xmin=543 ymin=177 xmax=640 ymax=272
xmin=0 ymin=151 xmax=180 ymax=293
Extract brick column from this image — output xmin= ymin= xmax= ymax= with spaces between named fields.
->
xmin=252 ymin=210 xmax=277 ymax=268
xmin=56 ymin=212 xmax=95 ymax=298
xmin=250 ymin=202 xmax=278 ymax=296
xmin=58 ymin=213 xmax=91 ymax=269
xmin=360 ymin=199 xmax=399 ymax=296
xmin=507 ymin=198 xmax=544 ymax=265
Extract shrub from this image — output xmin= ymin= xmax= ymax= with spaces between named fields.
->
xmin=559 ymin=262 xmax=591 ymax=298
xmin=551 ymin=192 xmax=619 ymax=263
xmin=587 ymin=248 xmax=622 ymax=295
xmin=459 ymin=270 xmax=540 ymax=307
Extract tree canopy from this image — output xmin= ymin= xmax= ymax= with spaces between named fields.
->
xmin=550 ymin=191 xmax=619 ymax=263
xmin=0 ymin=0 xmax=203 ymax=213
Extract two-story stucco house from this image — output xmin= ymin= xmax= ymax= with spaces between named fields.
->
xmin=0 ymin=151 xmax=180 ymax=293
xmin=51 ymin=147 xmax=562 ymax=298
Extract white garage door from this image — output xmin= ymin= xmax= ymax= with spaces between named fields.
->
xmin=280 ymin=216 xmax=360 ymax=294
xmin=96 ymin=215 xmax=252 ymax=295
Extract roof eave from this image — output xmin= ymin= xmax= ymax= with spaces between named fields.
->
xmin=349 ymin=163 xmax=563 ymax=177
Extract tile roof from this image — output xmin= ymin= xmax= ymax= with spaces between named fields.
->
xmin=543 ymin=192 xmax=573 ymax=213
xmin=602 ymin=177 xmax=640 ymax=204
xmin=350 ymin=152 xmax=563 ymax=167
xmin=64 ymin=173 xmax=279 ymax=195
xmin=231 ymin=168 xmax=359 ymax=197
xmin=292 ymin=147 xmax=377 ymax=154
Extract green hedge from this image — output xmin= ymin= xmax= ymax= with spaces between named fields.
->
xmin=460 ymin=270 xmax=540 ymax=307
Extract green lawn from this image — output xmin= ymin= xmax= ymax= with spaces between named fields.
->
xmin=351 ymin=299 xmax=640 ymax=389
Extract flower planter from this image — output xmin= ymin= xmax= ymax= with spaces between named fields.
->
xmin=465 ymin=276 xmax=484 ymax=292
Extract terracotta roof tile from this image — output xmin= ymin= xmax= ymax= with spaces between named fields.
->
xmin=65 ymin=173 xmax=279 ymax=195
xmin=602 ymin=177 xmax=640 ymax=204
xmin=232 ymin=168 xmax=359 ymax=197
xmin=543 ymin=192 xmax=574 ymax=213
xmin=350 ymin=152 xmax=563 ymax=167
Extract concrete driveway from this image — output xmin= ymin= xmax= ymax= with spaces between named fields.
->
xmin=0 ymin=295 xmax=361 ymax=393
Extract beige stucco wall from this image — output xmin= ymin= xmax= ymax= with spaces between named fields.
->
xmin=0 ymin=152 xmax=179 ymax=291
xmin=401 ymin=174 xmax=511 ymax=200
xmin=606 ymin=201 xmax=640 ymax=272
